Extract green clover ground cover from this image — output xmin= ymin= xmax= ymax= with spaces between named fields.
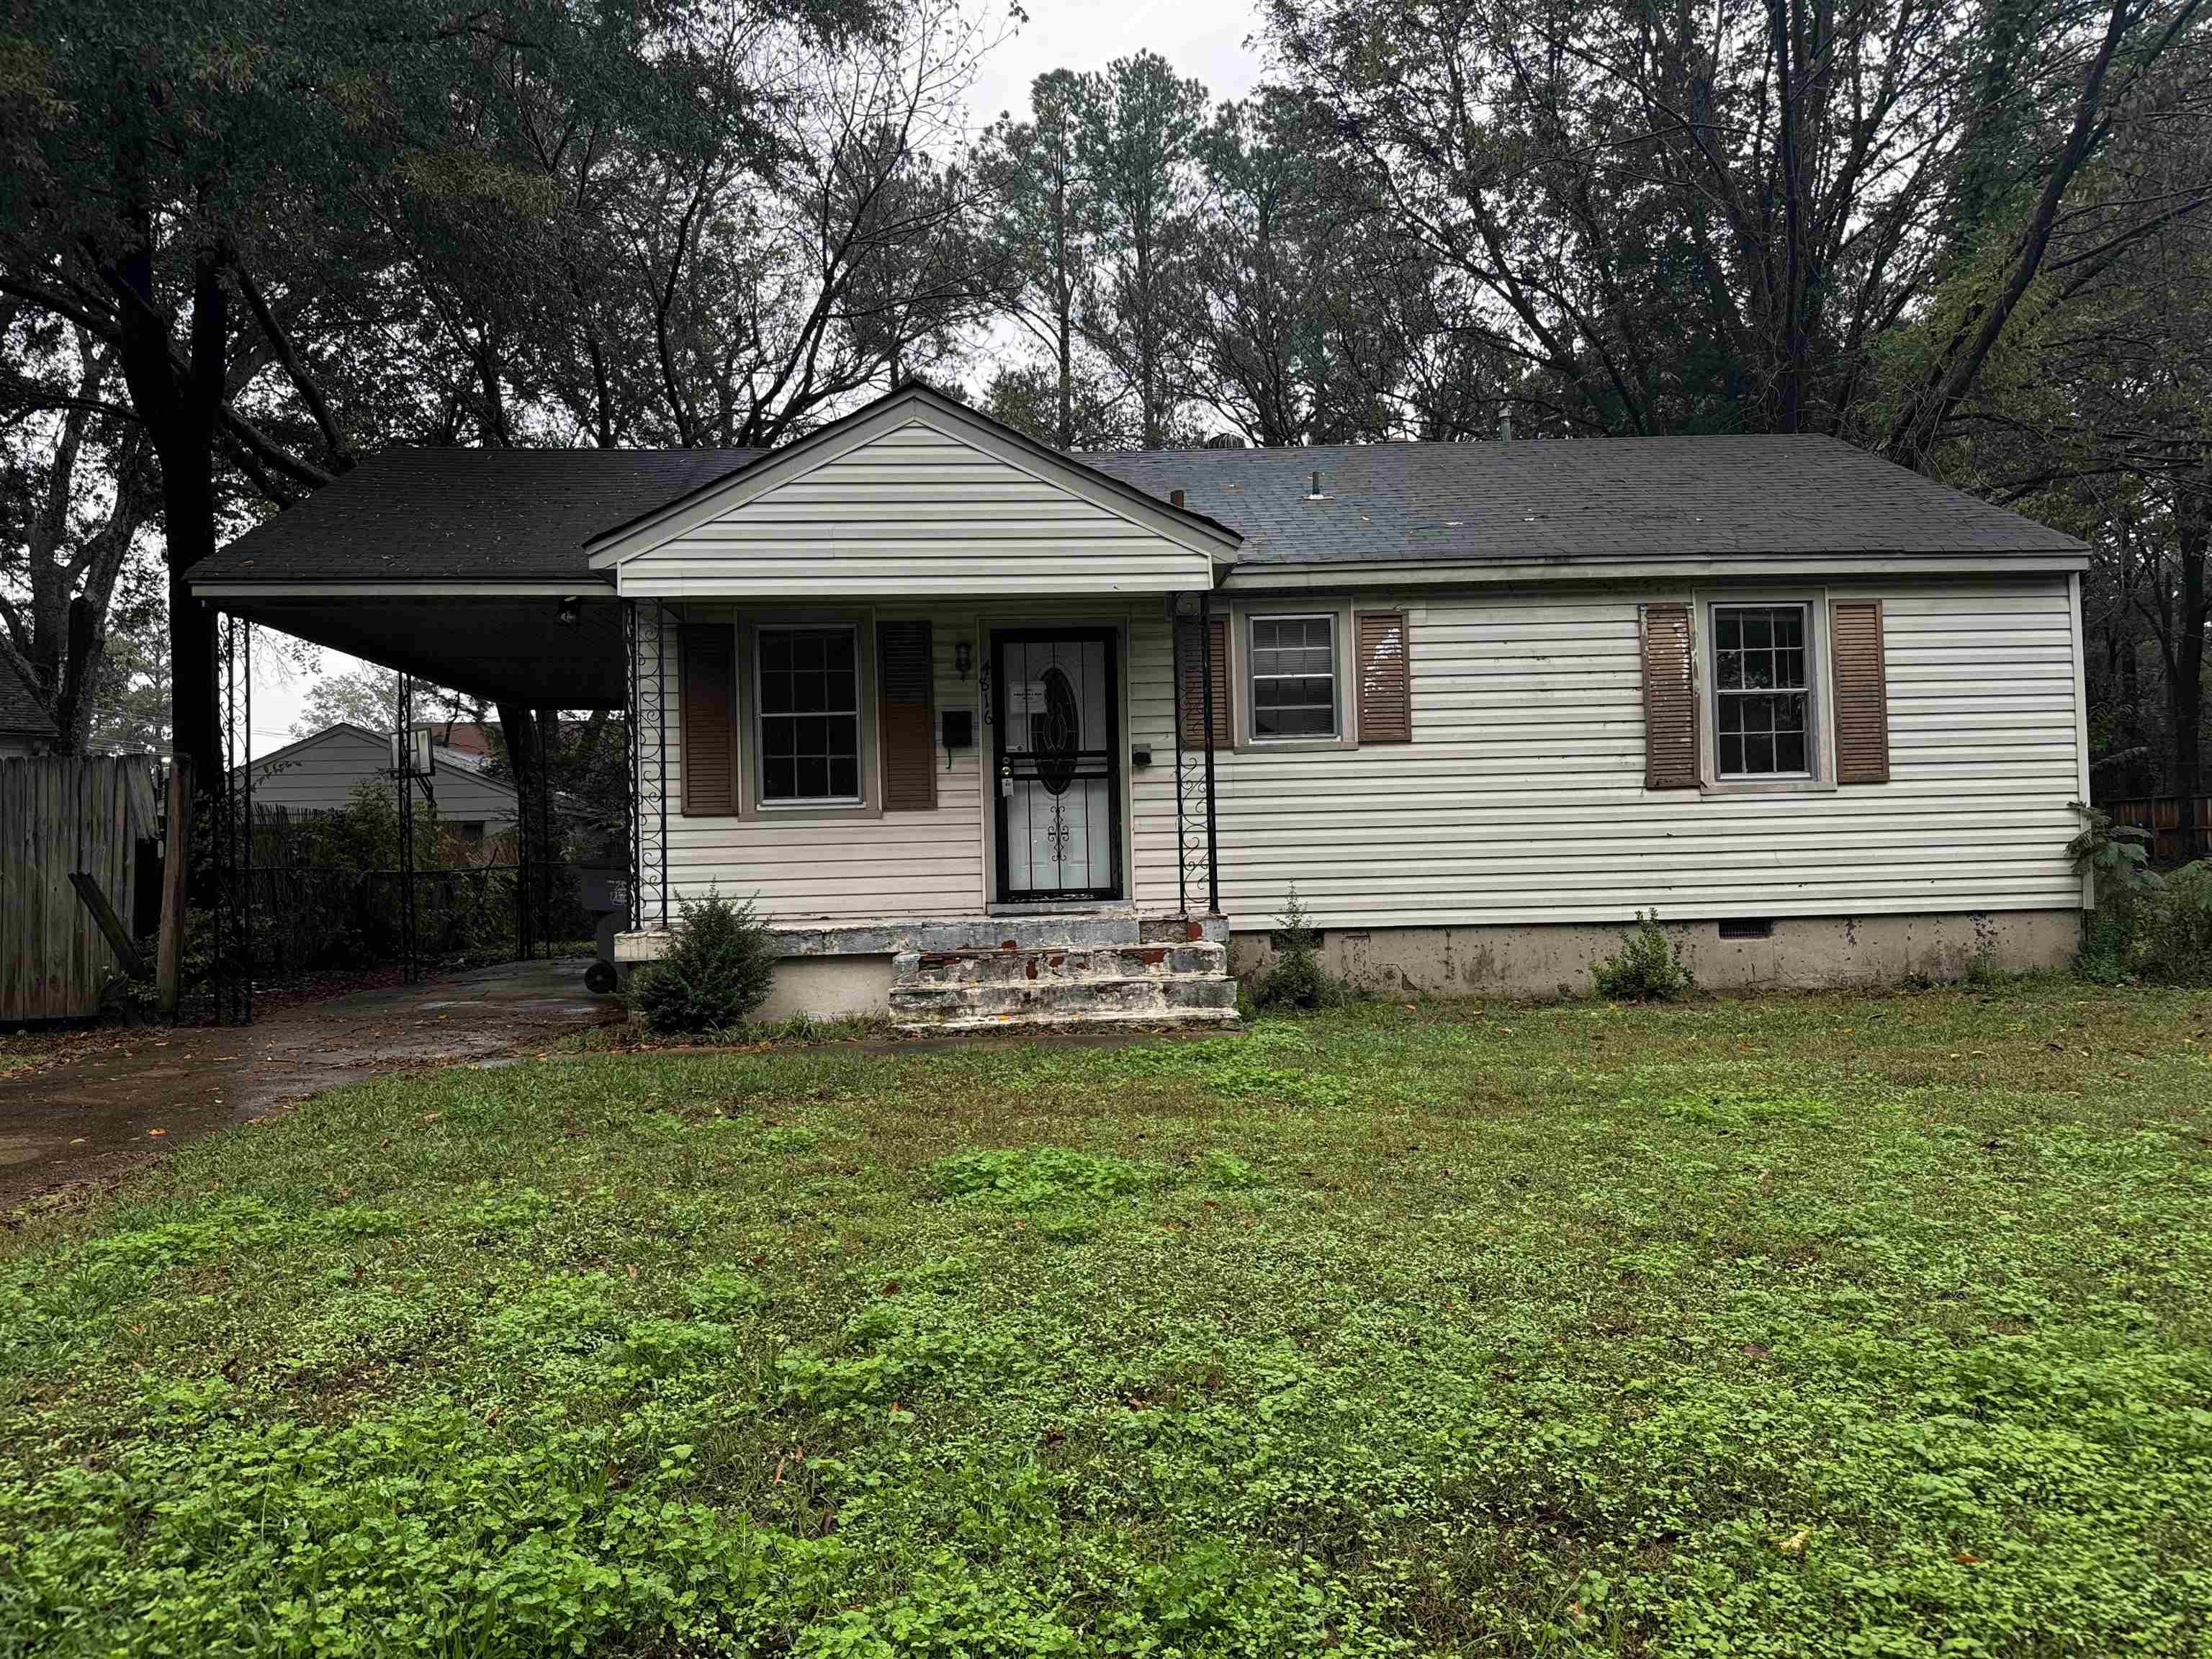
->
xmin=4 ymin=984 xmax=2212 ymax=1657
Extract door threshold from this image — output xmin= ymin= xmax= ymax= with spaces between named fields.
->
xmin=986 ymin=902 xmax=1135 ymax=917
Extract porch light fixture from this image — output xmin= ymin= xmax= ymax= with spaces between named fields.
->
xmin=555 ymin=595 xmax=583 ymax=627
xmin=955 ymin=639 xmax=972 ymax=679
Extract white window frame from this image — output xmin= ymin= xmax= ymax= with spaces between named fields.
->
xmin=1241 ymin=607 xmax=1354 ymax=748
xmin=1694 ymin=590 xmax=1837 ymax=796
xmin=742 ymin=617 xmax=879 ymax=818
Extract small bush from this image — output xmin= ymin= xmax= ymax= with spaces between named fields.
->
xmin=2068 ymin=805 xmax=2159 ymax=981
xmin=2139 ymin=860 xmax=2212 ymax=986
xmin=1591 ymin=910 xmax=1696 ymax=1002
xmin=1254 ymin=887 xmax=1342 ymax=1010
xmin=629 ymin=893 xmax=778 ymax=1034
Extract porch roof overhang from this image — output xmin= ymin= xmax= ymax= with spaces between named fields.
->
xmin=197 ymin=583 xmax=628 ymax=709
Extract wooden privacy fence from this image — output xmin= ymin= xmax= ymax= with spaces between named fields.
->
xmin=1 ymin=756 xmax=161 ymax=1021
xmin=2104 ymin=795 xmax=2212 ymax=868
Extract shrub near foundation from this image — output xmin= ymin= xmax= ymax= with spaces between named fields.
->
xmin=629 ymin=893 xmax=778 ymax=1034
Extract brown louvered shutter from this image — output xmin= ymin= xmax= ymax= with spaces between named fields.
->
xmin=1355 ymin=611 xmax=1411 ymax=745
xmin=1177 ymin=616 xmax=1231 ymax=748
xmin=1639 ymin=603 xmax=1699 ymax=789
xmin=877 ymin=619 xmax=935 ymax=811
xmin=679 ymin=624 xmax=738 ymax=814
xmin=1830 ymin=599 xmax=1891 ymax=785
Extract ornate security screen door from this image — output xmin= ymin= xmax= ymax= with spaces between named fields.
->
xmin=992 ymin=629 xmax=1123 ymax=902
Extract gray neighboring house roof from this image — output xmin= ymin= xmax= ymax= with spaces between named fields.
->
xmin=188 ymin=412 xmax=2084 ymax=590
xmin=0 ymin=657 xmax=59 ymax=741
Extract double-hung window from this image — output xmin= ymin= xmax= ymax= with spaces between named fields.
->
xmin=757 ymin=625 xmax=861 ymax=803
xmin=1249 ymin=615 xmax=1338 ymax=739
xmin=1712 ymin=603 xmax=1812 ymax=778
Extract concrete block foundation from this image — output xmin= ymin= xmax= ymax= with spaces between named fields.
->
xmin=1230 ymin=909 xmax=2082 ymax=1000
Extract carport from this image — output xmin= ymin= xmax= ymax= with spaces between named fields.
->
xmin=186 ymin=446 xmax=760 ymax=1018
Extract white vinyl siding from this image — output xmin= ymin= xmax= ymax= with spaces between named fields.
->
xmin=1131 ymin=576 xmax=2085 ymax=927
xmin=647 ymin=576 xmax=2083 ymax=931
xmin=613 ymin=421 xmax=1219 ymax=598
xmin=649 ymin=611 xmax=987 ymax=920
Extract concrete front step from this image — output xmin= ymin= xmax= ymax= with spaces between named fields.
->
xmin=896 ymin=942 xmax=1227 ymax=989
xmin=899 ymin=1005 xmax=1242 ymax=1035
xmin=889 ymin=966 xmax=1238 ymax=1031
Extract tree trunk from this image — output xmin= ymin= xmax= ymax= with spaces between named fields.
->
xmin=2171 ymin=474 xmax=2208 ymax=796
xmin=110 ymin=239 xmax=225 ymax=783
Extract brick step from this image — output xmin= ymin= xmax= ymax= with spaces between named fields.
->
xmin=895 ymin=942 xmax=1226 ymax=989
xmin=889 ymin=971 xmax=1238 ymax=1031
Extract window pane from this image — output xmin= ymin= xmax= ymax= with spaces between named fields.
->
xmin=828 ymin=714 xmax=858 ymax=762
xmin=763 ymin=757 xmax=795 ymax=799
xmin=1776 ymin=692 xmax=1807 ymax=734
xmin=761 ymin=632 xmax=793 ymax=675
xmin=1719 ymin=733 xmax=1744 ymax=775
xmin=1717 ymin=647 xmax=1744 ymax=691
xmin=1256 ymin=701 xmax=1334 ymax=737
xmin=1775 ymin=730 xmax=1806 ymax=773
xmin=796 ymin=757 xmax=827 ymax=799
xmin=1716 ymin=611 xmax=1742 ymax=655
xmin=1745 ymin=732 xmax=1774 ymax=773
xmin=830 ymin=755 xmax=858 ymax=799
xmin=763 ymin=719 xmax=795 ymax=757
xmin=1777 ymin=647 xmax=1807 ymax=691
xmin=1717 ymin=695 xmax=1745 ymax=736
xmin=1775 ymin=609 xmax=1803 ymax=649
xmin=1743 ymin=611 xmax=1771 ymax=651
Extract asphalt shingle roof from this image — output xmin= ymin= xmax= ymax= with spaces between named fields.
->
xmin=0 ymin=657 xmax=58 ymax=739
xmin=189 ymin=431 xmax=2081 ymax=588
xmin=1082 ymin=436 xmax=2085 ymax=566
xmin=191 ymin=447 xmax=760 ymax=584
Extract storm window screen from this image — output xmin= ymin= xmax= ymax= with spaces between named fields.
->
xmin=757 ymin=626 xmax=861 ymax=803
xmin=1712 ymin=605 xmax=1812 ymax=778
xmin=1249 ymin=615 xmax=1338 ymax=739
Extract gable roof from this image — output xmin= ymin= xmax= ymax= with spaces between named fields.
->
xmin=186 ymin=397 xmax=2085 ymax=595
xmin=1081 ymin=436 xmax=2085 ymax=569
xmin=0 ymin=657 xmax=58 ymax=739
xmin=582 ymin=381 xmax=1243 ymax=569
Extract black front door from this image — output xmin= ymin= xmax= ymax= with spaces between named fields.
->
xmin=992 ymin=629 xmax=1123 ymax=902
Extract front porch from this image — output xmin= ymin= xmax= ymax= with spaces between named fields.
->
xmin=599 ymin=385 xmax=1245 ymax=1029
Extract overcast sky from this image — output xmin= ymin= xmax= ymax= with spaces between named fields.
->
xmin=248 ymin=1 xmax=1272 ymax=755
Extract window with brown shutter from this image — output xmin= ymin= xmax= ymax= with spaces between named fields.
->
xmin=1830 ymin=598 xmax=1891 ymax=784
xmin=1639 ymin=603 xmax=1699 ymax=789
xmin=1176 ymin=615 xmax=1230 ymax=748
xmin=877 ymin=619 xmax=935 ymax=811
xmin=1354 ymin=611 xmax=1411 ymax=744
xmin=679 ymin=624 xmax=738 ymax=815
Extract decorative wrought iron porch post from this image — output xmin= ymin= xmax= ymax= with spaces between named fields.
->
xmin=625 ymin=598 xmax=671 ymax=933
xmin=1198 ymin=592 xmax=1221 ymax=917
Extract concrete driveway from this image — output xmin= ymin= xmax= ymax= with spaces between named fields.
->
xmin=0 ymin=959 xmax=622 ymax=1213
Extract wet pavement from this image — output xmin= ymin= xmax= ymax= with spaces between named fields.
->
xmin=0 ymin=960 xmax=622 ymax=1213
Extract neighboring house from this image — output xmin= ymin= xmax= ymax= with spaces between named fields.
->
xmin=189 ymin=383 xmax=2093 ymax=1026
xmin=0 ymin=658 xmax=59 ymax=757
xmin=246 ymin=721 xmax=521 ymax=841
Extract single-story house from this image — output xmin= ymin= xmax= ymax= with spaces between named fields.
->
xmin=189 ymin=382 xmax=2093 ymax=1026
xmin=246 ymin=721 xmax=521 ymax=842
xmin=0 ymin=658 xmax=60 ymax=757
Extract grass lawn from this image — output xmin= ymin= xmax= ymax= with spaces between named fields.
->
xmin=5 ymin=985 xmax=2211 ymax=1657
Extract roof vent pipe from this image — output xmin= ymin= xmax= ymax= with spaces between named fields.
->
xmin=1169 ymin=488 xmax=1186 ymax=508
xmin=1498 ymin=410 xmax=1513 ymax=441
xmin=1307 ymin=469 xmax=1324 ymax=499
